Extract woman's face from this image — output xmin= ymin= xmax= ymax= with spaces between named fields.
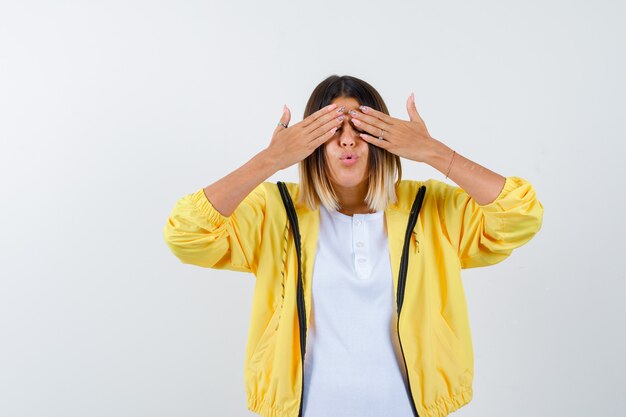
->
xmin=323 ymin=96 xmax=370 ymax=189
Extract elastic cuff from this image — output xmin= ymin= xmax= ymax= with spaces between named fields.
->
xmin=478 ymin=176 xmax=519 ymax=210
xmin=189 ymin=188 xmax=230 ymax=226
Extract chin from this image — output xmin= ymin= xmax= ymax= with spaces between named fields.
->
xmin=330 ymin=172 xmax=368 ymax=188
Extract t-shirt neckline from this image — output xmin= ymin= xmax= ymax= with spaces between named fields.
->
xmin=321 ymin=205 xmax=384 ymax=223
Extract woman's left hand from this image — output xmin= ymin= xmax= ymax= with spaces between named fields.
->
xmin=351 ymin=93 xmax=436 ymax=163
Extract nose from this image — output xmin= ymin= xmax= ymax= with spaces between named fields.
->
xmin=339 ymin=119 xmax=358 ymax=148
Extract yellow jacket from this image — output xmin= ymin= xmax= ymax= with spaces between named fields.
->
xmin=163 ymin=176 xmax=543 ymax=417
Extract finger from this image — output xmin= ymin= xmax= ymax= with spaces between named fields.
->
xmin=274 ymin=105 xmax=291 ymax=134
xmin=301 ymin=103 xmax=339 ymax=130
xmin=308 ymin=112 xmax=345 ymax=142
xmin=350 ymin=106 xmax=394 ymax=131
xmin=350 ymin=113 xmax=391 ymax=136
xmin=358 ymin=132 xmax=389 ymax=149
xmin=357 ymin=105 xmax=396 ymax=126
xmin=313 ymin=124 xmax=339 ymax=147
xmin=304 ymin=104 xmax=345 ymax=136
xmin=351 ymin=117 xmax=389 ymax=141
xmin=406 ymin=93 xmax=423 ymax=123
xmin=283 ymin=104 xmax=291 ymax=125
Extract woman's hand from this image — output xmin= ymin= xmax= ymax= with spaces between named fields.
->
xmin=350 ymin=93 xmax=436 ymax=163
xmin=266 ymin=103 xmax=345 ymax=170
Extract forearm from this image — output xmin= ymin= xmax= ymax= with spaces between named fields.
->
xmin=422 ymin=138 xmax=506 ymax=206
xmin=203 ymin=148 xmax=280 ymax=217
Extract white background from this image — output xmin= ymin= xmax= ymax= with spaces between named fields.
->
xmin=1 ymin=0 xmax=625 ymax=416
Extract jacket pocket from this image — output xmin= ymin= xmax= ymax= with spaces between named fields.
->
xmin=247 ymin=307 xmax=280 ymax=371
xmin=432 ymin=313 xmax=462 ymax=369
xmin=431 ymin=313 xmax=474 ymax=392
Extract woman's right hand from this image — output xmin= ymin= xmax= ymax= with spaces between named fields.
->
xmin=266 ymin=103 xmax=345 ymax=170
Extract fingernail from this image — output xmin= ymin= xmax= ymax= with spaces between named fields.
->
xmin=359 ymin=105 xmax=368 ymax=112
xmin=411 ymin=92 xmax=415 ymax=101
xmin=336 ymin=105 xmax=345 ymax=113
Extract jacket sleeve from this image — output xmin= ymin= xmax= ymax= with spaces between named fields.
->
xmin=435 ymin=176 xmax=544 ymax=269
xmin=162 ymin=183 xmax=267 ymax=274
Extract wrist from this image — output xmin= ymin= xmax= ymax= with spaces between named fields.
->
xmin=258 ymin=147 xmax=282 ymax=173
xmin=422 ymin=138 xmax=453 ymax=172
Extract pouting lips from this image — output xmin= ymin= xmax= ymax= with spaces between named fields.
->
xmin=340 ymin=154 xmax=359 ymax=166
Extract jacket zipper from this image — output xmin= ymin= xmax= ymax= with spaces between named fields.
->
xmin=279 ymin=182 xmax=425 ymax=417
xmin=396 ymin=185 xmax=426 ymax=417
xmin=277 ymin=183 xmax=308 ymax=417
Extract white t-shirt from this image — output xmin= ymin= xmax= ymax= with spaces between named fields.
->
xmin=301 ymin=204 xmax=415 ymax=417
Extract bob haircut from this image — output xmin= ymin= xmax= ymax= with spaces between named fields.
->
xmin=298 ymin=75 xmax=402 ymax=213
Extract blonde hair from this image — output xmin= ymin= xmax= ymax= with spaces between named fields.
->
xmin=297 ymin=75 xmax=402 ymax=213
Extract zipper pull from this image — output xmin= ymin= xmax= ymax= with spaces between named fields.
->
xmin=412 ymin=231 xmax=420 ymax=253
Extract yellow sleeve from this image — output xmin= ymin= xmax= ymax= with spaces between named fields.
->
xmin=436 ymin=176 xmax=544 ymax=269
xmin=162 ymin=183 xmax=267 ymax=274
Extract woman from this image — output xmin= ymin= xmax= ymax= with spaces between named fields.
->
xmin=163 ymin=75 xmax=544 ymax=417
